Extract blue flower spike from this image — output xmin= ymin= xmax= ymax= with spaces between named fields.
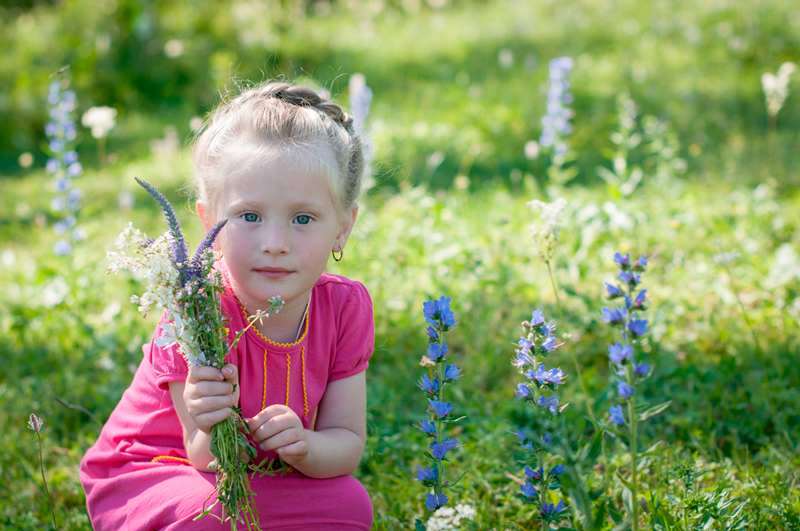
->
xmin=414 ymin=296 xmax=463 ymax=515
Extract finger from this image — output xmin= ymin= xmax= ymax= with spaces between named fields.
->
xmin=187 ymin=365 xmax=226 ymax=384
xmin=246 ymin=404 xmax=290 ymax=432
xmin=191 ymin=380 xmax=236 ymax=398
xmin=188 ymin=394 xmax=237 ymax=414
xmin=277 ymin=440 xmax=308 ymax=458
xmin=221 ymin=363 xmax=238 ymax=382
xmin=195 ymin=408 xmax=232 ymax=431
xmin=258 ymin=426 xmax=303 ymax=452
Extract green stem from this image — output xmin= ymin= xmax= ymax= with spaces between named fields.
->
xmin=628 ymin=393 xmax=638 ymax=531
xmin=436 ymin=333 xmax=445 ymax=503
xmin=538 ymin=450 xmax=548 ymax=531
xmin=37 ymin=432 xmax=59 ymax=531
xmin=545 ymin=260 xmax=560 ymax=307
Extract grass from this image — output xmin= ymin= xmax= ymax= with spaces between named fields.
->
xmin=2 ymin=0 xmax=800 ymax=529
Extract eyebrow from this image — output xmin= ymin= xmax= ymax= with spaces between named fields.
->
xmin=227 ymin=198 xmax=329 ymax=211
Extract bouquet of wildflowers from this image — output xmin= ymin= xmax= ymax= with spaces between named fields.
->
xmin=107 ymin=178 xmax=283 ymax=530
xmin=413 ymin=296 xmax=468 ymax=531
xmin=512 ymin=309 xmax=570 ymax=528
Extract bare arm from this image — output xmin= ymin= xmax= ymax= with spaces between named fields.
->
xmin=168 ymin=364 xmax=240 ymax=472
xmin=247 ymin=371 xmax=366 ymax=478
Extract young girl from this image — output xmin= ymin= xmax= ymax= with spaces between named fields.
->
xmin=80 ymin=82 xmax=374 ymax=530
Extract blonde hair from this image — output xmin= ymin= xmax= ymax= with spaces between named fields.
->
xmin=192 ymin=82 xmax=365 ymax=219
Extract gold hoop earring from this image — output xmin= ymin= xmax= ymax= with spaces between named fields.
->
xmin=332 ymin=248 xmax=343 ymax=262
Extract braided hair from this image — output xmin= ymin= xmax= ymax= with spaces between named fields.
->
xmin=193 ymin=82 xmax=365 ymax=219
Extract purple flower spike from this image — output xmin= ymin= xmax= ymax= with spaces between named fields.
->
xmin=549 ymin=464 xmax=565 ymax=477
xmin=516 ymin=383 xmax=532 ymax=399
xmin=608 ymin=343 xmax=633 ymax=364
xmin=525 ymin=466 xmax=543 ymax=480
xmin=415 ymin=465 xmax=437 ymax=484
xmin=614 ymin=252 xmax=631 ymax=267
xmin=423 ymin=296 xmax=457 ymax=328
xmin=518 ymin=337 xmax=533 ymax=351
xmin=418 ymin=419 xmax=437 ymax=436
xmin=617 ymin=381 xmax=634 ymax=399
xmin=609 ymin=405 xmax=625 ymax=425
xmin=541 ymin=500 xmax=566 ymax=517
xmin=538 ymin=395 xmax=560 ymax=414
xmin=635 ymin=363 xmax=650 ymax=376
xmin=619 ymin=270 xmax=634 ymax=284
xmin=430 ymin=438 xmax=458 ymax=459
xmin=601 ymin=306 xmax=627 ymax=325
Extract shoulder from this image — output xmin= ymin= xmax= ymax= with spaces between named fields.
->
xmin=313 ymin=274 xmax=373 ymax=324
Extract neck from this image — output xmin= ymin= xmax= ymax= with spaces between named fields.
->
xmin=245 ymin=290 xmax=309 ymax=344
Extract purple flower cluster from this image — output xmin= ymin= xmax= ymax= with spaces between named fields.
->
xmin=540 ymin=57 xmax=575 ymax=155
xmin=45 ymin=80 xmax=84 ymax=255
xmin=602 ymin=252 xmax=650 ymax=425
xmin=414 ymin=297 xmax=463 ymax=513
xmin=512 ymin=310 xmax=569 ymax=524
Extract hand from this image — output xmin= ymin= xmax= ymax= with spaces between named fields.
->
xmin=246 ymin=405 xmax=309 ymax=466
xmin=183 ymin=364 xmax=240 ymax=434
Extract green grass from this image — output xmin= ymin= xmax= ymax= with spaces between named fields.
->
xmin=2 ymin=0 xmax=800 ymax=529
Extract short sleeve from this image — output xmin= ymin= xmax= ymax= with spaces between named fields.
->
xmin=146 ymin=311 xmax=189 ymax=390
xmin=329 ymin=281 xmax=374 ymax=382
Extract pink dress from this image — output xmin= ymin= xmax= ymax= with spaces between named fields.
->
xmin=81 ymin=265 xmax=374 ymax=530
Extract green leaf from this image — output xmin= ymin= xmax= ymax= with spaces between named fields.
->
xmin=616 ymin=471 xmax=634 ymax=492
xmin=444 ymin=469 xmax=470 ymax=488
xmin=415 ymin=519 xmax=426 ymax=531
xmin=638 ymin=400 xmax=672 ymax=422
xmin=639 ymin=439 xmax=669 ymax=458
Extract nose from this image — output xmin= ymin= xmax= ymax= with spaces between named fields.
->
xmin=260 ymin=221 xmax=290 ymax=255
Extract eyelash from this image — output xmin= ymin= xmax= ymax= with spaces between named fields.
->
xmin=241 ymin=213 xmax=313 ymax=224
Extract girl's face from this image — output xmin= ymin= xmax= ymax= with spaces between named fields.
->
xmin=198 ymin=151 xmax=356 ymax=316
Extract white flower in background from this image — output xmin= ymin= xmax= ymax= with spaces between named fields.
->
xmin=527 ymin=197 xmax=568 ymax=261
xmin=762 ymin=62 xmax=796 ymax=117
xmin=82 ymin=106 xmax=118 ymax=138
xmin=425 ymin=504 xmax=476 ymax=531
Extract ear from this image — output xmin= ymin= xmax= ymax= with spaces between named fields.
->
xmin=196 ymin=200 xmax=214 ymax=232
xmin=333 ymin=205 xmax=359 ymax=252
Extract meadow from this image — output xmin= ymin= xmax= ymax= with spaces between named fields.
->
xmin=1 ymin=0 xmax=799 ymax=529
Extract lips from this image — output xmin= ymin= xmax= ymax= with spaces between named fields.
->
xmin=254 ymin=267 xmax=293 ymax=279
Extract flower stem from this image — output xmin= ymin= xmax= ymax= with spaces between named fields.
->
xmin=36 ymin=431 xmax=59 ymax=531
xmin=538 ymin=450 xmax=548 ymax=531
xmin=628 ymin=395 xmax=638 ymax=531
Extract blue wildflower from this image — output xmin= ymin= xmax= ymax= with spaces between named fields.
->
xmin=515 ymin=383 xmax=532 ymax=399
xmin=541 ymin=335 xmax=557 ymax=352
xmin=426 ymin=326 xmax=438 ymax=340
xmin=635 ymin=363 xmax=650 ymax=376
xmin=542 ymin=433 xmax=551 ymax=445
xmin=606 ymin=282 xmax=624 ymax=298
xmin=419 ymin=375 xmax=440 ymax=394
xmin=619 ymin=270 xmax=634 ymax=284
xmin=136 ymin=178 xmax=189 ymax=274
xmin=415 ymin=465 xmax=437 ymax=484
xmin=428 ymin=400 xmax=453 ymax=418
xmin=517 ymin=429 xmax=534 ymax=451
xmin=423 ymin=296 xmax=457 ymax=328
xmin=512 ymin=349 xmax=534 ymax=368
xmin=418 ymin=419 xmax=437 ymax=436
xmin=541 ymin=320 xmax=555 ymax=336
xmin=427 ymin=342 xmax=449 ymax=361
xmin=443 ymin=364 xmax=461 ymax=382
xmin=634 ymin=254 xmax=648 ymax=270
xmin=633 ymin=289 xmax=647 ymax=309
xmin=608 ymin=343 xmax=633 ymax=364
xmin=521 ymin=482 xmax=539 ymax=500
xmin=425 ymin=493 xmax=448 ymax=511
xmin=549 ymin=464 xmax=565 ymax=478
xmin=541 ymin=500 xmax=566 ymax=517
xmin=538 ymin=395 xmax=559 ymax=414
xmin=601 ymin=306 xmax=627 ymax=325
xmin=609 ymin=405 xmax=625 ymax=425
xmin=524 ymin=466 xmax=543 ymax=481
xmin=530 ymin=309 xmax=545 ymax=326
xmin=617 ymin=381 xmax=634 ymax=399
xmin=430 ymin=438 xmax=458 ymax=459
xmin=518 ymin=337 xmax=533 ymax=351
xmin=614 ymin=252 xmax=631 ymax=268
xmin=628 ymin=318 xmax=648 ymax=337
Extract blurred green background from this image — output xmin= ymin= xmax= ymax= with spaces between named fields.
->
xmin=2 ymin=0 xmax=800 ymax=529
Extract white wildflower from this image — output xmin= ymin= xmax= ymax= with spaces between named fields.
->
xmin=82 ymin=106 xmax=118 ymax=138
xmin=762 ymin=62 xmax=796 ymax=117
xmin=28 ymin=413 xmax=45 ymax=433
xmin=425 ymin=504 xmax=476 ymax=531
xmin=527 ymin=197 xmax=568 ymax=261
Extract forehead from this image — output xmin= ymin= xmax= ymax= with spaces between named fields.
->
xmin=216 ymin=143 xmax=338 ymax=208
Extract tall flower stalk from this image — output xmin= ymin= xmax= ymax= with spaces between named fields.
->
xmin=512 ymin=310 xmax=569 ymax=529
xmin=45 ymin=79 xmax=84 ymax=256
xmin=602 ymin=252 xmax=670 ymax=531
xmin=108 ymin=178 xmax=284 ymax=530
xmin=413 ymin=296 xmax=466 ymax=531
xmin=28 ymin=414 xmax=59 ymax=531
xmin=540 ymin=57 xmax=578 ymax=187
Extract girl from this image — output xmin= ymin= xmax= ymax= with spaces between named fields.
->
xmin=81 ymin=82 xmax=374 ymax=530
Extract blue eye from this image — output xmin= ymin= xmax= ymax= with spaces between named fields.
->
xmin=243 ymin=213 xmax=259 ymax=223
xmin=295 ymin=215 xmax=311 ymax=225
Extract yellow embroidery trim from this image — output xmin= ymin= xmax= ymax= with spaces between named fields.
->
xmin=239 ymin=303 xmax=310 ymax=348
xmin=301 ymin=346 xmax=308 ymax=417
xmin=262 ymin=347 xmax=268 ymax=411
xmin=152 ymin=456 xmax=191 ymax=464
xmin=285 ymin=352 xmax=291 ymax=406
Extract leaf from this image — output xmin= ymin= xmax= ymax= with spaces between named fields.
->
xmin=639 ymin=439 xmax=669 ymax=458
xmin=611 ymin=522 xmax=631 ymax=531
xmin=415 ymin=519 xmax=426 ymax=531
xmin=444 ymin=469 xmax=470 ymax=488
xmin=616 ymin=471 xmax=634 ymax=492
xmin=638 ymin=400 xmax=672 ymax=422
